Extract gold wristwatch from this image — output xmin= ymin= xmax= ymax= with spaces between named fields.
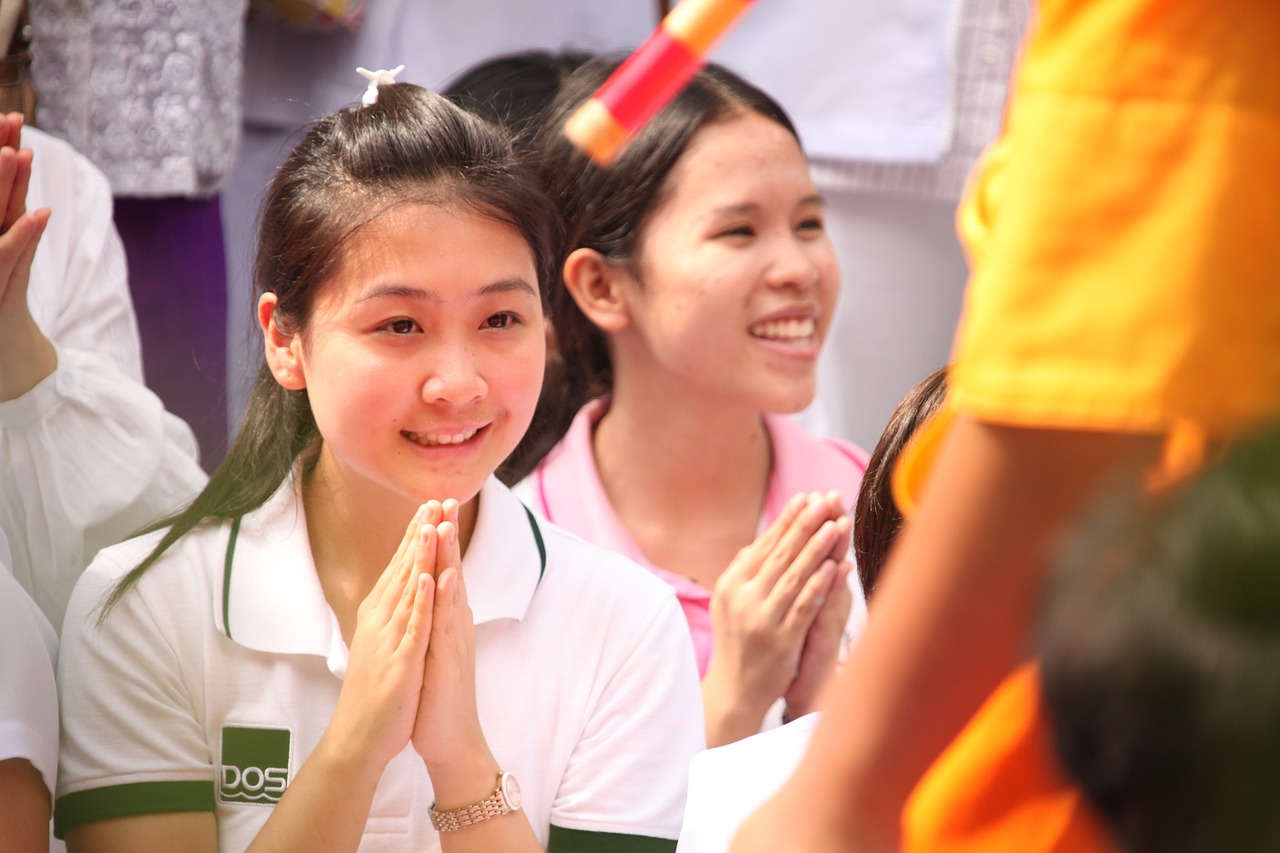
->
xmin=429 ymin=771 xmax=523 ymax=833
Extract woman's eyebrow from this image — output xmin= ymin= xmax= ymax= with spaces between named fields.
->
xmin=477 ymin=278 xmax=539 ymax=299
xmin=356 ymin=277 xmax=537 ymax=304
xmin=709 ymin=194 xmax=826 ymax=219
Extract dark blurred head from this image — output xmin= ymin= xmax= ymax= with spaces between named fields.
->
xmin=1040 ymin=423 xmax=1280 ymax=853
xmin=442 ymin=49 xmax=593 ymax=156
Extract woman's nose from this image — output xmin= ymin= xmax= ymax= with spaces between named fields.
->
xmin=420 ymin=346 xmax=487 ymax=405
xmin=764 ymin=233 xmax=823 ymax=291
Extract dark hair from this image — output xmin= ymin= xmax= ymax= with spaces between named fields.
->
xmin=853 ymin=366 xmax=949 ymax=599
xmin=442 ymin=49 xmax=594 ymax=157
xmin=1040 ymin=423 xmax=1280 ymax=852
xmin=500 ymin=57 xmax=799 ymax=483
xmin=103 ymin=83 xmax=559 ymax=614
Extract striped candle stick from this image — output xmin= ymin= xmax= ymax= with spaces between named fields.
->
xmin=564 ymin=0 xmax=756 ymax=166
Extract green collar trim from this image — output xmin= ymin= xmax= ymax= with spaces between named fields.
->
xmin=523 ymin=504 xmax=546 ymax=582
xmin=220 ymin=504 xmax=544 ymax=637
xmin=222 ymin=516 xmax=241 ymax=640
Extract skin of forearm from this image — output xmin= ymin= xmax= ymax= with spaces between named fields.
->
xmin=701 ymin=669 xmax=774 ymax=748
xmin=245 ymin=730 xmax=386 ymax=853
xmin=0 ymin=757 xmax=51 ymax=853
xmin=425 ymin=750 xmax=543 ymax=853
xmin=0 ymin=316 xmax=55 ymax=402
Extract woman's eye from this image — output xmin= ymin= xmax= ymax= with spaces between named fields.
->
xmin=719 ymin=225 xmax=755 ymax=239
xmin=798 ymin=217 xmax=825 ymax=233
xmin=384 ymin=318 xmax=420 ymax=334
xmin=483 ymin=312 xmax=520 ymax=330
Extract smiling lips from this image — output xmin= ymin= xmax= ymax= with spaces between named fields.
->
xmin=749 ymin=316 xmax=816 ymax=343
xmin=402 ymin=426 xmax=481 ymax=447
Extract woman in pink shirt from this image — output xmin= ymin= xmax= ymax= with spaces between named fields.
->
xmin=510 ymin=59 xmax=869 ymax=747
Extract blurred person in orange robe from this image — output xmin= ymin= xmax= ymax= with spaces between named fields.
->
xmin=728 ymin=1 xmax=1280 ymax=850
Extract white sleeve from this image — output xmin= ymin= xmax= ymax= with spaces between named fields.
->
xmin=56 ymin=550 xmax=215 ymax=822
xmin=3 ymin=129 xmax=208 ymax=631
xmin=0 ymin=345 xmax=206 ymax=630
xmin=551 ymin=590 xmax=706 ymax=843
xmin=675 ymin=714 xmax=821 ymax=853
xmin=0 ymin=565 xmax=60 ymax=798
xmin=25 ymin=126 xmax=143 ymax=381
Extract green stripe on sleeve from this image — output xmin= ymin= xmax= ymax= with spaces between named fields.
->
xmin=55 ymin=780 xmax=216 ymax=838
xmin=549 ymin=825 xmax=677 ymax=853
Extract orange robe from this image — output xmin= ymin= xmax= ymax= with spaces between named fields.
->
xmin=900 ymin=0 xmax=1280 ymax=849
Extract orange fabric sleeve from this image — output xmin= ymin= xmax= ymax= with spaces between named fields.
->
xmin=950 ymin=0 xmax=1280 ymax=436
xmin=902 ymin=665 xmax=1116 ymax=852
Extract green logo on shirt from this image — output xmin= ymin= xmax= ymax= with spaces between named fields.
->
xmin=220 ymin=726 xmax=291 ymax=805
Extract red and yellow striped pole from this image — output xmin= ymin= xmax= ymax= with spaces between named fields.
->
xmin=564 ymin=0 xmax=757 ymax=166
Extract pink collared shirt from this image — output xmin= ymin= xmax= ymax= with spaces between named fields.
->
xmin=519 ymin=399 xmax=870 ymax=676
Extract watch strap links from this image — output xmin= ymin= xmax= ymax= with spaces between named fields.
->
xmin=429 ymin=772 xmax=513 ymax=833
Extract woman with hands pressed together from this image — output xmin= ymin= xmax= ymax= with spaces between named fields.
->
xmin=512 ymin=60 xmax=868 ymax=747
xmin=53 ymin=76 xmax=704 ymax=853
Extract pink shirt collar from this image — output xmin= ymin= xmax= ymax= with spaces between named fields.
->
xmin=527 ymin=398 xmax=868 ymax=674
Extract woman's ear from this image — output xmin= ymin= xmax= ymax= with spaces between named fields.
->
xmin=563 ymin=247 xmax=631 ymax=333
xmin=258 ymin=293 xmax=307 ymax=390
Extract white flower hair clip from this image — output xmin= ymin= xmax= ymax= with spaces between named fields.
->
xmin=356 ymin=65 xmax=406 ymax=107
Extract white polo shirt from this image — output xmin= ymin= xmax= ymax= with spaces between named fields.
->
xmin=56 ymin=476 xmax=705 ymax=852
xmin=0 ymin=533 xmax=60 ymax=798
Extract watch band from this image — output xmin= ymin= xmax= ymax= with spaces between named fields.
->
xmin=429 ymin=771 xmax=521 ymax=833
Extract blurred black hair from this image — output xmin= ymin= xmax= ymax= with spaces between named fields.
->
xmin=1041 ymin=423 xmax=1280 ymax=852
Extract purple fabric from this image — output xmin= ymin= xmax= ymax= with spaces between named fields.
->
xmin=113 ymin=195 xmax=228 ymax=472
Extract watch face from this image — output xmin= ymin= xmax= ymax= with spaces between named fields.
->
xmin=501 ymin=772 xmax=523 ymax=811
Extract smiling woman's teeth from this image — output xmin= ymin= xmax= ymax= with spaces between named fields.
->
xmin=750 ymin=317 xmax=816 ymax=341
xmin=404 ymin=428 xmax=479 ymax=447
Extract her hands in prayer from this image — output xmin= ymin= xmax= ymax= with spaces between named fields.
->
xmin=322 ymin=503 xmax=438 ymax=771
xmin=410 ymin=499 xmax=504 ymax=810
xmin=703 ymin=491 xmax=852 ymax=746
xmin=784 ymin=548 xmax=853 ymax=721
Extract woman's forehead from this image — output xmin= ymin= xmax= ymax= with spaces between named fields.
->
xmin=318 ymin=204 xmax=540 ymax=304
